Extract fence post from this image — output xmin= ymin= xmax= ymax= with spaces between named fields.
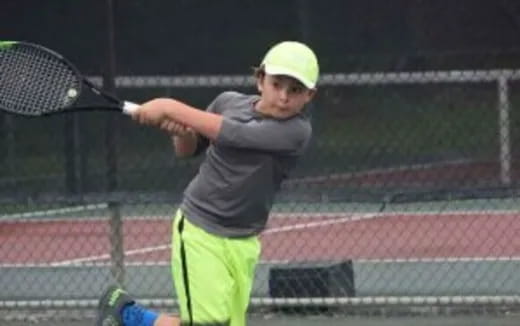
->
xmin=105 ymin=0 xmax=125 ymax=285
xmin=3 ymin=115 xmax=16 ymax=175
xmin=497 ymin=75 xmax=512 ymax=186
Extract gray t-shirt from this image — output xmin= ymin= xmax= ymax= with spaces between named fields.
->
xmin=181 ymin=91 xmax=312 ymax=237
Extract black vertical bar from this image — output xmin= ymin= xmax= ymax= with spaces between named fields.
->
xmin=104 ymin=0 xmax=125 ymax=285
xmin=64 ymin=115 xmax=77 ymax=194
xmin=105 ymin=0 xmax=118 ymax=191
xmin=4 ymin=115 xmax=16 ymax=176
xmin=78 ymin=116 xmax=87 ymax=195
xmin=0 ymin=114 xmax=5 ymax=171
xmin=0 ymin=114 xmax=5 ymax=169
xmin=297 ymin=0 xmax=311 ymax=42
xmin=296 ymin=0 xmax=319 ymax=175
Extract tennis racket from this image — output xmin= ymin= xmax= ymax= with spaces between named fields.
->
xmin=0 ymin=40 xmax=139 ymax=116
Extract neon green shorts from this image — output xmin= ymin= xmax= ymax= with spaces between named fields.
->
xmin=171 ymin=209 xmax=261 ymax=326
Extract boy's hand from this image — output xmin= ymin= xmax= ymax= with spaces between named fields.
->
xmin=131 ymin=101 xmax=166 ymax=126
xmin=160 ymin=119 xmax=193 ymax=137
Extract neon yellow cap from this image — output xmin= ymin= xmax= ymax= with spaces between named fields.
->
xmin=261 ymin=41 xmax=319 ymax=89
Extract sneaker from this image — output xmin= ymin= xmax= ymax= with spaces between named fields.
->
xmin=96 ymin=285 xmax=135 ymax=326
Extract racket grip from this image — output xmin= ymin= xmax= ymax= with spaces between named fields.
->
xmin=122 ymin=101 xmax=140 ymax=115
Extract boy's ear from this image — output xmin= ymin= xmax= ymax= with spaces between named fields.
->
xmin=256 ymin=74 xmax=265 ymax=93
xmin=306 ymin=88 xmax=317 ymax=102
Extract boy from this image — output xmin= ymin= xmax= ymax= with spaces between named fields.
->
xmin=96 ymin=40 xmax=319 ymax=326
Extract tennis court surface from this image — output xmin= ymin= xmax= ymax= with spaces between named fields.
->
xmin=2 ymin=207 xmax=520 ymax=265
xmin=1 ymin=200 xmax=520 ymax=325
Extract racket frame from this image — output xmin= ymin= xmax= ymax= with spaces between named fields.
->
xmin=0 ymin=40 xmax=138 ymax=116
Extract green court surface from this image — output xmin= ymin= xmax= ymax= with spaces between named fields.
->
xmin=3 ymin=197 xmax=520 ymax=222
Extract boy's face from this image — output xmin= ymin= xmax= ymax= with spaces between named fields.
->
xmin=256 ymin=74 xmax=316 ymax=119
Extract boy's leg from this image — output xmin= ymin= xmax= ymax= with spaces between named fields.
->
xmin=171 ymin=210 xmax=236 ymax=325
xmin=226 ymin=236 xmax=261 ymax=326
xmin=96 ymin=285 xmax=135 ymax=326
xmin=96 ymin=285 xmax=182 ymax=326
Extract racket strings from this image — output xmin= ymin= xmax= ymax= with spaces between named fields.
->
xmin=0 ymin=44 xmax=81 ymax=115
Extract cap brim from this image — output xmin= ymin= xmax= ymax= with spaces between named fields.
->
xmin=263 ymin=64 xmax=316 ymax=89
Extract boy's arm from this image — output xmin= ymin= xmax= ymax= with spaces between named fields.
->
xmin=172 ymin=132 xmax=198 ymax=158
xmin=159 ymin=119 xmax=199 ymax=158
xmin=134 ymin=98 xmax=223 ymax=141
xmin=171 ymin=130 xmax=210 ymax=158
xmin=134 ymin=97 xmax=311 ymax=154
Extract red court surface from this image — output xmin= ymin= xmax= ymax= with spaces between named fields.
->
xmin=1 ymin=211 xmax=519 ymax=266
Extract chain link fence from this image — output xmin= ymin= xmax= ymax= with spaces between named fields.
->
xmin=1 ymin=70 xmax=520 ymax=322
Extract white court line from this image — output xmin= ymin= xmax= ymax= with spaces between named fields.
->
xmin=263 ymin=211 xmax=382 ymax=235
xmin=4 ymin=255 xmax=520 ymax=269
xmin=358 ymin=256 xmax=520 ymax=263
xmin=43 ymin=211 xmax=383 ymax=266
xmin=283 ymin=158 xmax=472 ymax=186
xmin=1 ymin=206 xmax=517 ymax=223
xmin=0 ymin=203 xmax=109 ymax=222
xmin=49 ymin=244 xmax=172 ymax=266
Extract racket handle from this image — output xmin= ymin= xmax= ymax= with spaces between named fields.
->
xmin=122 ymin=101 xmax=140 ymax=115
